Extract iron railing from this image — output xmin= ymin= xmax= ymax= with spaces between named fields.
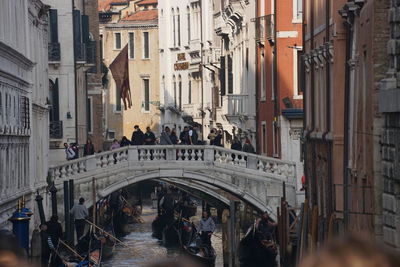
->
xmin=50 ymin=120 xmax=63 ymax=139
xmin=48 ymin=42 xmax=61 ymax=61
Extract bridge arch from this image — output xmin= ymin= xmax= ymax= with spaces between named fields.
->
xmin=97 ymin=170 xmax=270 ymax=213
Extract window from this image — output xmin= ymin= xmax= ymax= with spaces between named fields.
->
xmin=172 ymin=9 xmax=176 ymax=47
xmin=49 ymin=79 xmax=60 ymax=122
xmin=114 ymin=32 xmax=121 ymax=49
xmin=177 ymin=9 xmax=181 ymax=46
xmin=87 ymin=97 xmax=93 ymax=133
xmin=178 ymin=75 xmax=182 ymax=109
xmin=294 ymin=48 xmax=303 ymax=99
xmin=173 ymin=75 xmax=177 ymax=107
xmin=143 ymin=79 xmax=150 ymax=111
xmin=260 ymin=52 xmax=266 ymax=100
xmin=262 ymin=122 xmax=267 ymax=154
xmin=115 ymin=86 xmax=122 ymax=111
xmin=293 ymin=0 xmax=302 ymax=22
xmin=187 ymin=7 xmax=191 ymax=44
xmin=143 ymin=32 xmax=149 ymax=59
xmin=188 ymin=75 xmax=192 ymax=104
xmin=107 ymin=130 xmax=115 ymax=140
xmin=129 ymin=32 xmax=134 ymax=59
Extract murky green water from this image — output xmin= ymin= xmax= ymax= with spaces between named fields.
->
xmin=102 ymin=207 xmax=223 ymax=267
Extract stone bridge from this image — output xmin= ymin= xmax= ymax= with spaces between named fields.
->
xmin=49 ymin=145 xmax=298 ymax=218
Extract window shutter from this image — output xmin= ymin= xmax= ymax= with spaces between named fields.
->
xmin=73 ymin=10 xmax=82 ymax=60
xmin=220 ymin=56 xmax=226 ymax=96
xmin=81 ymin=15 xmax=89 ymax=44
xmin=49 ymin=9 xmax=58 ymax=43
xmin=228 ymin=55 xmax=233 ymax=94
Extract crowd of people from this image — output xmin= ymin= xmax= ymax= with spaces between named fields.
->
xmin=64 ymin=125 xmax=256 ymax=161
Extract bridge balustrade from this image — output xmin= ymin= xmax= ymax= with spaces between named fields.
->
xmin=49 ymin=145 xmax=296 ymax=182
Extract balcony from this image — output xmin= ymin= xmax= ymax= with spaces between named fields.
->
xmin=86 ymin=41 xmax=96 ymax=64
xmin=50 ymin=120 xmax=63 ymax=139
xmin=252 ymin=14 xmax=275 ymax=44
xmin=48 ymin=42 xmax=61 ymax=62
xmin=227 ymin=94 xmax=248 ymax=116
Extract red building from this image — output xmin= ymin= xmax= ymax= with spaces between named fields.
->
xmin=255 ymin=0 xmax=304 ymax=198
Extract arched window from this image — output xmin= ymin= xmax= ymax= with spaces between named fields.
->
xmin=49 ymin=79 xmax=59 ymax=122
xmin=172 ymin=75 xmax=177 ymax=107
xmin=178 ymin=75 xmax=182 ymax=109
xmin=187 ymin=6 xmax=191 ymax=44
xmin=171 ymin=9 xmax=176 ymax=47
xmin=177 ymin=8 xmax=181 ymax=46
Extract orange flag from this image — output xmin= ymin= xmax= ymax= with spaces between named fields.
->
xmin=109 ymin=45 xmax=132 ymax=109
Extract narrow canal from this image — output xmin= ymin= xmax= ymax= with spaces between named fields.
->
xmin=102 ymin=205 xmax=224 ymax=267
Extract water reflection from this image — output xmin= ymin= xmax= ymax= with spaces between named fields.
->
xmin=102 ymin=207 xmax=223 ymax=267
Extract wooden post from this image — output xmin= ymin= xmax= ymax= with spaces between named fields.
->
xmin=92 ymin=178 xmax=96 ymax=225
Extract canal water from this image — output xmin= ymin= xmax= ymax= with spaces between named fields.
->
xmin=102 ymin=206 xmax=224 ymax=267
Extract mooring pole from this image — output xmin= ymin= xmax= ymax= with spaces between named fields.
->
xmin=50 ymin=183 xmax=58 ymax=216
xmin=92 ymin=178 xmax=96 ymax=225
xmin=69 ymin=179 xmax=74 ymax=245
xmin=35 ymin=191 xmax=46 ymax=225
xmin=63 ymin=181 xmax=70 ymax=245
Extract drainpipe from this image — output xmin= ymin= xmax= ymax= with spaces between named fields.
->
xmin=254 ymin=0 xmax=260 ymax=153
xmin=343 ymin=12 xmax=353 ymax=232
xmin=200 ymin=0 xmax=204 ymax=140
xmin=273 ymin=0 xmax=279 ymax=156
xmin=72 ymin=0 xmax=79 ymax=145
xmin=325 ymin=0 xmax=333 ymax=227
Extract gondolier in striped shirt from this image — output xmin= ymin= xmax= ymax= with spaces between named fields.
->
xmin=198 ymin=211 xmax=215 ymax=246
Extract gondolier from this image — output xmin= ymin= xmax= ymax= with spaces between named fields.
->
xmin=198 ymin=211 xmax=215 ymax=246
xmin=70 ymin=197 xmax=89 ymax=241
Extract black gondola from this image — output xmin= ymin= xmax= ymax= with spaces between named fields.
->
xmin=238 ymin=225 xmax=278 ymax=267
xmin=180 ymin=223 xmax=216 ymax=267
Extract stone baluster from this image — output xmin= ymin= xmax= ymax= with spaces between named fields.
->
xmin=177 ymin=149 xmax=183 ymax=160
xmin=226 ymin=152 xmax=232 ymax=164
xmin=257 ymin=160 xmax=265 ymax=171
xmin=79 ymin=161 xmax=86 ymax=173
xmin=153 ymin=149 xmax=159 ymax=161
xmin=146 ymin=149 xmax=152 ymax=161
xmin=107 ymin=154 xmax=114 ymax=165
xmin=215 ymin=151 xmax=221 ymax=163
xmin=72 ymin=163 xmax=79 ymax=175
xmin=67 ymin=165 xmax=73 ymax=177
xmin=239 ymin=156 xmax=246 ymax=167
xmin=54 ymin=167 xmax=61 ymax=179
xmin=184 ymin=150 xmax=190 ymax=161
xmin=234 ymin=155 xmax=240 ymax=165
xmin=60 ymin=166 xmax=67 ymax=179
xmin=101 ymin=155 xmax=108 ymax=167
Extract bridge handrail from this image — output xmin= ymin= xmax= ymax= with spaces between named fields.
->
xmin=48 ymin=145 xmax=296 ymax=182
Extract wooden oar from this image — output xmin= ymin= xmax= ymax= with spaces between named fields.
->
xmin=84 ymin=219 xmax=130 ymax=248
xmin=59 ymin=239 xmax=84 ymax=261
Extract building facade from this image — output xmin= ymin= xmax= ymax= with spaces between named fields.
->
xmin=46 ymin=0 xmax=103 ymax=163
xmin=302 ymin=0 xmax=347 ymax=246
xmin=100 ymin=0 xmax=160 ymax=142
xmin=0 ymin=0 xmax=50 ymax=228
xmin=380 ymin=0 xmax=400 ymax=250
xmin=255 ymin=0 xmax=304 ymax=202
xmin=213 ymin=0 xmax=257 ymax=146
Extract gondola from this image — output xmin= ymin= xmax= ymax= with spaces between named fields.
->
xmin=182 ymin=231 xmax=216 ymax=267
xmin=162 ymin=223 xmax=180 ymax=246
xmin=238 ymin=225 xmax=278 ymax=267
xmin=179 ymin=223 xmax=216 ymax=267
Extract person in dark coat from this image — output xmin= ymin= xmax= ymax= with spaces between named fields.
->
xmin=189 ymin=126 xmax=199 ymax=145
xmin=170 ymin=129 xmax=178 ymax=144
xmin=46 ymin=215 xmax=63 ymax=247
xmin=120 ymin=136 xmax=131 ymax=147
xmin=131 ymin=125 xmax=144 ymax=145
xmin=144 ymin=127 xmax=156 ymax=145
xmin=213 ymin=130 xmax=223 ymax=147
xmin=179 ymin=126 xmax=190 ymax=144
xmin=160 ymin=127 xmax=173 ymax=145
xmin=242 ymin=138 xmax=255 ymax=153
xmin=83 ymin=138 xmax=95 ymax=156
xmin=231 ymin=137 xmax=242 ymax=151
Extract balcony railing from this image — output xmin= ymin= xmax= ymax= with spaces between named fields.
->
xmin=252 ymin=14 xmax=275 ymax=42
xmin=86 ymin=41 xmax=96 ymax=64
xmin=227 ymin=94 xmax=247 ymax=116
xmin=48 ymin=42 xmax=61 ymax=61
xmin=50 ymin=121 xmax=63 ymax=139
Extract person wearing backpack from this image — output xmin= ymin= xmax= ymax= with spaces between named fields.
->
xmin=64 ymin=143 xmax=75 ymax=161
